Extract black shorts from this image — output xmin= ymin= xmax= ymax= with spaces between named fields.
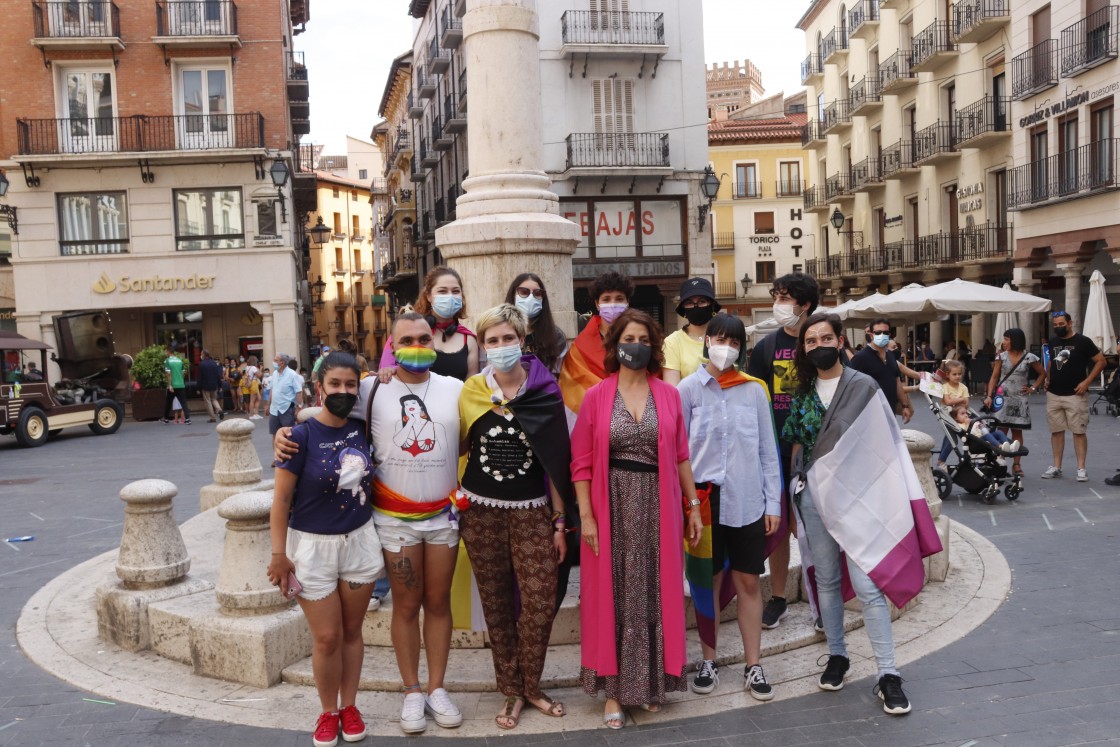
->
xmin=702 ymin=483 xmax=767 ymax=576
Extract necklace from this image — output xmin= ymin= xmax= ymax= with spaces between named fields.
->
xmin=400 ymin=374 xmax=431 ymax=402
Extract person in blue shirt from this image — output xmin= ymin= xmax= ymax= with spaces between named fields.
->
xmin=267 ymin=351 xmax=383 ymax=747
xmin=678 ymin=314 xmax=782 ymax=701
xmin=267 ymin=353 xmax=304 ymax=435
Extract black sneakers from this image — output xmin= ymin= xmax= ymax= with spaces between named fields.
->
xmin=761 ymin=596 xmax=788 ymax=629
xmin=744 ymin=664 xmax=774 ymax=701
xmin=817 ymin=654 xmax=850 ymax=691
xmin=691 ymin=659 xmax=718 ymax=694
xmin=875 ymin=674 xmax=912 ymax=715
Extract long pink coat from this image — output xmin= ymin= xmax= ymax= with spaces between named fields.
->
xmin=571 ymin=373 xmax=689 ymax=680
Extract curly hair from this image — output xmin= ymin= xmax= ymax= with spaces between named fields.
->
xmin=794 ymin=312 xmax=842 ymax=394
xmin=772 ymin=272 xmax=821 ymax=315
xmin=603 ymin=309 xmax=665 ymax=375
xmin=589 ymin=270 xmax=635 ymax=304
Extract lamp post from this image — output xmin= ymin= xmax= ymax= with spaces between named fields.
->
xmin=698 ymin=166 xmax=721 ymax=231
xmin=740 ymin=272 xmax=753 ymax=298
xmin=830 ymin=207 xmax=845 ymax=235
xmin=0 ymin=171 xmax=16 ymax=235
xmin=307 ymin=216 xmax=331 ymax=247
xmin=269 ymin=157 xmax=290 ymax=224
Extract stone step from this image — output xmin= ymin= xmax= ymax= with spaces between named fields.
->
xmin=284 ymin=600 xmax=863 ymax=692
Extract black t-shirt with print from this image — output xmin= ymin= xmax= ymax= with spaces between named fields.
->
xmin=461 ymin=410 xmax=546 ymax=500
xmin=1047 ymin=332 xmax=1100 ymax=396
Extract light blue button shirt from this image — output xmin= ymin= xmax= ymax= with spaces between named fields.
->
xmin=677 ymin=365 xmax=782 ymax=526
xmin=269 ymin=367 xmax=302 ymax=416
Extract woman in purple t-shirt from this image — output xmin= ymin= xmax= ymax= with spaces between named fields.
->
xmin=267 ymin=352 xmax=384 ymax=746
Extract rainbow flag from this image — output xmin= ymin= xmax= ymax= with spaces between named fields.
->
xmin=558 ymin=316 xmax=607 ymax=427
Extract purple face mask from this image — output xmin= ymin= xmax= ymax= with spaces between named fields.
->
xmin=598 ymin=303 xmax=628 ymax=325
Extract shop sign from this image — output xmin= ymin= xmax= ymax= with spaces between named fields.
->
xmin=1018 ymin=82 xmax=1117 ymax=128
xmin=957 ymin=182 xmax=983 ymax=213
xmin=0 ymin=310 xmax=14 ymax=321
xmin=563 ymin=199 xmax=683 ymax=253
xmin=92 ymin=272 xmax=217 ymax=294
xmin=572 ymin=260 xmax=686 ymax=279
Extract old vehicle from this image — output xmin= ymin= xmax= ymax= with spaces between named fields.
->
xmin=1 ymin=312 xmax=127 ymax=447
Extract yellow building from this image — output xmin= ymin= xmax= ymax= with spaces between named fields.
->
xmin=708 ymin=92 xmax=811 ymax=324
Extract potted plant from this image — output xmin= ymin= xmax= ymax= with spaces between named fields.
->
xmin=130 ymin=344 xmax=168 ymax=421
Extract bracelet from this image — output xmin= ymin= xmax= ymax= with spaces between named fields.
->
xmin=550 ymin=511 xmax=566 ymax=522
xmin=271 ymin=552 xmax=285 ymax=555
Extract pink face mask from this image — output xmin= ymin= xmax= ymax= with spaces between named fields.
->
xmin=598 ymin=303 xmax=628 ymax=325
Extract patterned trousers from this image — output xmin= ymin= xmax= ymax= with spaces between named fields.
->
xmin=459 ymin=502 xmax=559 ymax=700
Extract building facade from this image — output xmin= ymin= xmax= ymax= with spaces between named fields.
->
xmin=797 ymin=0 xmax=1119 ymax=350
xmin=0 ymin=0 xmax=316 ymax=377
xmin=706 ymin=59 xmax=766 ymax=120
xmin=397 ymin=0 xmax=711 ymax=327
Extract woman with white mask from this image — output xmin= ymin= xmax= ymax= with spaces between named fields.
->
xmin=504 ymin=273 xmax=568 ymax=377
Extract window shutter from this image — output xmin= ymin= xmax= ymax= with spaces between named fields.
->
xmin=622 ymin=79 xmax=634 ymax=133
xmin=593 ymin=79 xmax=604 ymax=133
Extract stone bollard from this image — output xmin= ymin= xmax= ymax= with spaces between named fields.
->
xmin=296 ymin=406 xmax=320 ymax=423
xmin=96 ymin=479 xmax=212 ymax=651
xmin=902 ymin=429 xmax=951 ymax=582
xmin=200 ymin=418 xmax=274 ymax=511
xmin=188 ymin=489 xmax=311 ymax=687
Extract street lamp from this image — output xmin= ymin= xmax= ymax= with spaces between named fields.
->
xmin=698 ymin=166 xmax=721 ymax=231
xmin=310 ymin=276 xmax=327 ymax=310
xmin=0 ymin=170 xmax=16 ymax=235
xmin=307 ymin=216 xmax=331 ymax=247
xmin=270 ymin=156 xmax=291 ymax=224
xmin=740 ymin=272 xmax=753 ymax=297
xmin=830 ymin=207 xmax=845 ymax=235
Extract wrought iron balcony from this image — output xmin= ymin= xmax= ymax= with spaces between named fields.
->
xmin=287 ymin=51 xmax=308 ymax=102
xmin=803 ymin=186 xmax=829 ymax=212
xmin=959 ymin=222 xmax=1012 ymax=261
xmin=911 ymin=21 xmax=956 ymax=71
xmin=16 ymin=113 xmax=265 ymax=156
xmin=410 ymin=156 xmax=426 ymax=182
xmin=457 ymin=69 xmax=468 ymax=110
xmin=712 ymin=232 xmax=735 ymax=250
xmin=408 ymin=93 xmax=424 ymax=119
xmin=32 ymin=1 xmax=121 ymax=42
xmin=822 ymin=99 xmax=851 ymax=133
xmin=801 ymin=53 xmax=824 ymax=84
xmin=440 ymin=8 xmax=463 ymax=49
xmin=849 ymin=76 xmax=882 ymax=114
xmin=419 ymin=139 xmax=439 ymax=167
xmin=914 ymin=121 xmax=958 ymax=164
xmin=560 ymin=10 xmax=667 ymax=49
xmin=444 ymin=94 xmax=466 ymax=133
xmin=428 ymin=37 xmax=451 ymax=74
xmin=954 ymin=95 xmax=1010 ymax=146
xmin=825 ymin=172 xmax=853 ymax=201
xmin=852 ymin=156 xmax=883 ymax=191
xmin=883 ymin=239 xmax=915 ymax=270
xmin=1012 ymin=39 xmax=1058 ymax=100
xmin=821 ymin=26 xmax=849 ymax=63
xmin=1008 ymin=139 xmax=1120 ymax=210
xmin=1060 ymin=6 xmax=1119 ymax=77
xmin=156 ymin=0 xmax=238 ymax=38
xmin=417 ymin=73 xmax=437 ymax=100
xmin=732 ymin=181 xmax=762 ymax=199
xmin=564 ymin=132 xmax=670 ymax=170
xmin=879 ymin=50 xmax=917 ymax=93
xmin=432 ymin=116 xmax=453 ymax=150
xmin=801 ymin=120 xmax=826 ymax=147
xmin=882 ymin=140 xmax=918 ymax=178
xmin=951 ymin=0 xmax=1009 ymax=44
xmin=849 ymin=0 xmax=880 ymax=40
xmin=776 ymin=179 xmax=805 ymax=197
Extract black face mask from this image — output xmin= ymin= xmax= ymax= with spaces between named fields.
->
xmin=617 ymin=343 xmax=652 ymax=371
xmin=683 ymin=306 xmax=715 ymax=327
xmin=1053 ymin=325 xmax=1070 ymax=337
xmin=806 ymin=345 xmax=840 ymax=371
xmin=324 ymin=392 xmax=358 ymax=418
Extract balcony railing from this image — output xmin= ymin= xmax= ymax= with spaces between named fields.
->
xmin=954 ymin=95 xmax=1010 ymax=144
xmin=712 ymin=232 xmax=735 ymax=250
xmin=440 ymin=7 xmax=463 ymax=49
xmin=1008 ymin=139 xmax=1120 ymax=210
xmin=408 ymin=93 xmax=424 ymax=119
xmin=825 ymin=172 xmax=852 ymax=200
xmin=156 ymin=0 xmax=237 ymax=37
xmin=823 ymin=99 xmax=851 ymax=132
xmin=776 ymin=179 xmax=805 ymax=197
xmin=914 ymin=121 xmax=957 ymax=163
xmin=800 ymin=53 xmax=823 ymax=84
xmin=417 ymin=74 xmax=437 ymax=100
xmin=881 ymin=140 xmax=917 ymax=177
xmin=561 ymin=10 xmax=666 ymax=46
xmin=849 ymin=76 xmax=881 ymax=112
xmin=803 ymin=186 xmax=828 ymax=211
xmin=565 ymin=132 xmax=669 ymax=169
xmin=911 ymin=21 xmax=956 ymax=70
xmin=820 ymin=27 xmax=848 ymax=62
xmin=60 ymin=238 xmax=129 ymax=257
xmin=883 ymin=239 xmax=916 ymax=269
xmin=951 ymin=0 xmax=1009 ymax=43
xmin=801 ymin=120 xmax=825 ymax=146
xmin=732 ymin=181 xmax=762 ymax=199
xmin=33 ymin=0 xmax=120 ymax=38
xmin=1012 ymin=39 xmax=1059 ymax=100
xmin=714 ymin=281 xmax=738 ymax=297
xmin=428 ymin=37 xmax=451 ymax=74
xmin=879 ymin=50 xmax=916 ymax=91
xmin=1060 ymin=6 xmax=1119 ymax=77
xmin=852 ymin=156 xmax=883 ymax=189
xmin=287 ymin=50 xmax=307 ymax=81
xmin=849 ymin=0 xmax=880 ymax=39
xmin=16 ymin=113 xmax=265 ymax=155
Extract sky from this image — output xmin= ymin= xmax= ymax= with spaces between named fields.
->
xmin=296 ymin=1 xmax=807 ymax=154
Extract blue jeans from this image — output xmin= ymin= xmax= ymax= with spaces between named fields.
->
xmin=798 ymin=488 xmax=899 ymax=677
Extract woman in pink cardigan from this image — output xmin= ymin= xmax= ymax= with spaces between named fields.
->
xmin=571 ymin=309 xmax=703 ymax=729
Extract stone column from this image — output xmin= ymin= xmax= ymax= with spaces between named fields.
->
xmin=435 ymin=0 xmax=580 ymax=333
xmin=929 ymin=322 xmax=944 ymax=358
xmin=902 ymin=430 xmax=951 ymax=583
xmin=1059 ymin=264 xmax=1085 ymax=328
xmin=971 ymin=313 xmax=985 ymax=353
xmin=199 ymin=418 xmax=274 ymax=511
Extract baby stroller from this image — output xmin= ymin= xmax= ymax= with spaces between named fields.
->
xmin=925 ymin=390 xmax=1028 ymax=504
xmin=1089 ymin=367 xmax=1120 ymax=416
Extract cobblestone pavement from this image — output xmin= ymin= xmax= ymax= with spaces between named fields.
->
xmin=2 ymin=398 xmax=1120 ymax=747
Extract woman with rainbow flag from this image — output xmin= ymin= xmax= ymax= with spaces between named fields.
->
xmin=457 ymin=304 xmax=574 ymax=730
xmin=677 ymin=314 xmax=782 ymax=701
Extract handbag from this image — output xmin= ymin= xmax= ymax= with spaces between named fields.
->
xmin=982 ymin=355 xmax=1026 ymax=413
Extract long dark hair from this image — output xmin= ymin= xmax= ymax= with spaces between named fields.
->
xmin=414 ymin=266 xmax=465 ymax=321
xmin=794 ymin=312 xmax=843 ymax=394
xmin=504 ymin=272 xmax=563 ymax=371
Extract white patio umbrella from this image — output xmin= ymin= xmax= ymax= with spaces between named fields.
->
xmin=991 ymin=283 xmax=1019 ymax=343
xmin=873 ymin=278 xmax=1051 ymax=316
xmin=1082 ymin=269 xmax=1117 ymax=356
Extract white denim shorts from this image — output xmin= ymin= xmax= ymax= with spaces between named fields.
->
xmin=374 ymin=520 xmax=459 ymax=554
xmin=286 ymin=519 xmax=384 ymax=601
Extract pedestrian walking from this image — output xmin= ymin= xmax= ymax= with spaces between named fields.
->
xmin=504 ymin=273 xmax=568 ymax=376
xmin=268 ymin=354 xmax=303 ymax=435
xmin=161 ymin=345 xmax=190 ymax=425
xmin=1040 ymin=312 xmax=1106 ymax=481
xmin=982 ymin=328 xmax=1046 ymax=476
xmin=662 ymin=277 xmax=720 ymax=384
xmin=196 ymin=349 xmax=224 ymax=422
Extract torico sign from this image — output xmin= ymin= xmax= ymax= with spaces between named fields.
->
xmin=561 ymin=198 xmax=685 ymax=272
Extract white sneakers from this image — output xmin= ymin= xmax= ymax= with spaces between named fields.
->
xmin=425 ymin=688 xmax=463 ymax=728
xmin=400 ymin=692 xmax=427 ymax=734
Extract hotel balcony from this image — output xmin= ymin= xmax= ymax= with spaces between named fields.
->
xmin=559 ymin=10 xmax=668 ymax=60
xmin=822 ymin=99 xmax=851 ymax=134
xmin=776 ymin=179 xmax=805 ymax=198
xmin=30 ymin=0 xmax=123 ymax=51
xmin=954 ymin=95 xmax=1010 ymax=147
xmin=803 ymin=185 xmax=829 ymax=212
xmin=1012 ymin=39 xmax=1059 ymax=100
xmin=851 ymin=156 xmax=884 ymax=192
xmin=444 ymin=94 xmax=466 ymax=133
xmin=821 ymin=27 xmax=849 ymax=65
xmin=1060 ymin=6 xmax=1119 ymax=78
xmin=801 ymin=120 xmax=826 ymax=148
xmin=951 ymin=0 xmax=1009 ymax=44
xmin=1008 ymin=139 xmax=1120 ymax=210
xmin=732 ymin=181 xmax=762 ymax=199
xmin=879 ymin=51 xmax=917 ymax=93
xmin=563 ymin=132 xmax=671 ymax=175
xmin=911 ymin=21 xmax=957 ymax=72
xmin=849 ymin=75 xmax=882 ymax=115
xmin=154 ymin=0 xmax=240 ymax=48
xmin=800 ymin=53 xmax=824 ymax=85
xmin=881 ymin=140 xmax=918 ymax=179
xmin=440 ymin=8 xmax=463 ymax=49
xmin=914 ymin=121 xmax=959 ymax=165
xmin=824 ymin=172 xmax=853 ymax=202
xmin=712 ymin=232 xmax=735 ymax=250
xmin=848 ymin=0 xmax=880 ymax=41
xmin=15 ymin=113 xmax=266 ymax=165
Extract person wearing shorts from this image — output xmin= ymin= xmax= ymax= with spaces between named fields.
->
xmin=678 ymin=313 xmax=782 ymax=701
xmin=268 ymin=351 xmax=382 ymax=747
xmin=1041 ymin=312 xmax=1106 ymax=482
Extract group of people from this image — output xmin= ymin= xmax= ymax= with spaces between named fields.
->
xmin=265 ymin=266 xmax=943 ymax=747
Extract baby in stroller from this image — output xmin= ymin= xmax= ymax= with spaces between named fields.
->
xmin=927 ymin=394 xmax=1029 ymax=503
xmin=948 ymin=404 xmax=1020 ymax=458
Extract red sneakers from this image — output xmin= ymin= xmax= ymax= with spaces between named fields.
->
xmin=338 ymin=705 xmax=367 ymax=742
xmin=313 ymin=711 xmax=339 ymax=747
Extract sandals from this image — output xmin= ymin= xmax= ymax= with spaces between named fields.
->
xmin=527 ymin=695 xmax=565 ymax=717
xmin=603 ymin=710 xmax=625 ymax=729
xmin=639 ymin=702 xmax=663 ymax=713
xmin=496 ymin=695 xmax=524 ymax=730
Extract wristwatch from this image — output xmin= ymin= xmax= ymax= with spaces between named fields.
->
xmin=687 ymin=498 xmax=701 ymax=508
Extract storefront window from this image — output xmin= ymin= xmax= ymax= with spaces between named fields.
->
xmin=174 ymin=188 xmax=245 ymax=251
xmin=57 ymin=192 xmax=129 ymax=256
xmin=561 ymin=198 xmax=685 ymax=260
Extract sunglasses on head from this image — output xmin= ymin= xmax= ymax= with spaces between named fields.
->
xmin=1051 ymin=310 xmax=1066 ymax=318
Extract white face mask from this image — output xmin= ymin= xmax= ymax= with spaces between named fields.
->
xmin=707 ymin=344 xmax=738 ymax=371
xmin=773 ymin=302 xmax=802 ymax=328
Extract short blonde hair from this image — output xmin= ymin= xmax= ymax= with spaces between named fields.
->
xmin=475 ymin=303 xmax=528 ymax=342
xmin=943 ymin=359 xmax=964 ymax=374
